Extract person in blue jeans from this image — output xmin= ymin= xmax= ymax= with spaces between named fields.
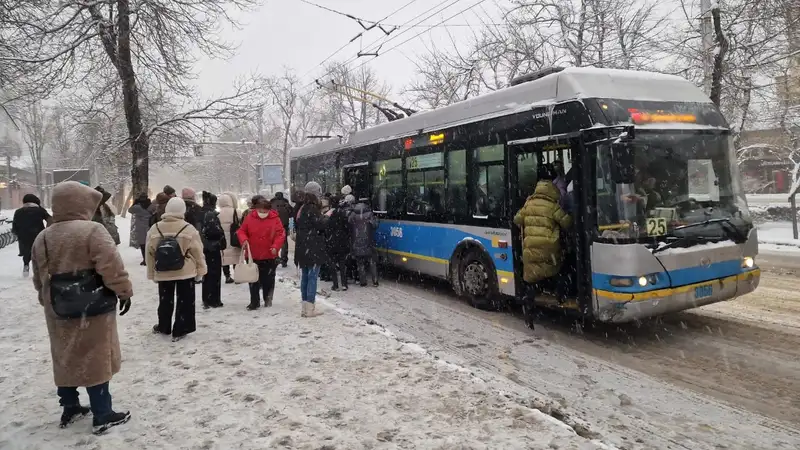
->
xmin=294 ymin=181 xmax=329 ymax=317
xmin=30 ymin=181 xmax=133 ymax=434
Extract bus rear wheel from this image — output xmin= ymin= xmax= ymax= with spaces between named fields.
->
xmin=459 ymin=250 xmax=498 ymax=310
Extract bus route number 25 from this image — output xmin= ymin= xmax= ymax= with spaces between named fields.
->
xmin=390 ymin=226 xmax=404 ymax=238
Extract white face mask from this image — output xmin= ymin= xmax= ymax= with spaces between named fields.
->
xmin=257 ymin=211 xmax=269 ymax=219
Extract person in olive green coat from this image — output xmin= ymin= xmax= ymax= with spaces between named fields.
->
xmin=513 ymin=180 xmax=572 ymax=284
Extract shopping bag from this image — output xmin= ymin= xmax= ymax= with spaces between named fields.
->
xmin=234 ymin=242 xmax=259 ymax=284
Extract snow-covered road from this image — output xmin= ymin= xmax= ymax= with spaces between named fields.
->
xmin=313 ymin=268 xmax=800 ymax=450
xmin=0 ymin=231 xmax=605 ymax=448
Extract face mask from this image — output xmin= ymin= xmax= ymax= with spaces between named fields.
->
xmin=257 ymin=211 xmax=269 ymax=219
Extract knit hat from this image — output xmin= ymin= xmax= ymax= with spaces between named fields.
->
xmin=304 ymin=181 xmax=322 ymax=195
xmin=344 ymin=194 xmax=355 ymax=204
xmin=164 ymin=197 xmax=187 ymax=218
xmin=163 ymin=185 xmax=176 ymax=197
xmin=341 ymin=185 xmax=352 ymax=196
xmin=181 ymin=187 xmax=196 ymax=200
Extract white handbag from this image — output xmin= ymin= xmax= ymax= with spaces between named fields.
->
xmin=234 ymin=242 xmax=259 ymax=284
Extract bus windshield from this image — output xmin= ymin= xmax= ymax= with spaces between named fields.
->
xmin=596 ymin=131 xmax=752 ymax=241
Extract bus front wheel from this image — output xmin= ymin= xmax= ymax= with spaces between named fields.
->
xmin=458 ymin=250 xmax=499 ymax=310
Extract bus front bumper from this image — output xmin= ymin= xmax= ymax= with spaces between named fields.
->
xmin=594 ymin=269 xmax=761 ymax=323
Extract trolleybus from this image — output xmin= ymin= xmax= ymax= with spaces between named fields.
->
xmin=290 ymin=67 xmax=760 ymax=323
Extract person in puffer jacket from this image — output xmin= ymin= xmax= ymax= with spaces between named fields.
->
xmin=146 ymin=197 xmax=207 ymax=340
xmin=236 ymin=195 xmax=286 ymax=310
xmin=513 ymin=179 xmax=572 ymax=284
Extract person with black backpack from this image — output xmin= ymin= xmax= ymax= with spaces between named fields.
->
xmin=146 ymin=197 xmax=207 ymax=341
xmin=200 ymin=192 xmax=226 ymax=309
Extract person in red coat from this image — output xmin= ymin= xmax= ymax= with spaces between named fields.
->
xmin=236 ymin=195 xmax=286 ymax=310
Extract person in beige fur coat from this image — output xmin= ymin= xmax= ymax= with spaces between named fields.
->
xmin=31 ymin=181 xmax=133 ymax=434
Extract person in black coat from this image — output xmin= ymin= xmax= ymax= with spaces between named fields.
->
xmin=270 ymin=192 xmax=293 ymax=267
xmin=326 ymin=195 xmax=352 ymax=291
xmin=294 ymin=181 xmax=328 ymax=317
xmin=11 ymin=193 xmax=51 ymax=276
xmin=200 ymin=191 xmax=226 ymax=309
xmin=181 ymin=187 xmax=204 ymax=231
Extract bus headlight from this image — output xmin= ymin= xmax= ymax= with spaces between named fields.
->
xmin=637 ymin=276 xmax=648 ymax=287
xmin=742 ymin=256 xmax=754 ymax=268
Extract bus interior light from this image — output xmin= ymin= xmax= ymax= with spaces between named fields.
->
xmin=401 ymin=257 xmax=408 ymax=262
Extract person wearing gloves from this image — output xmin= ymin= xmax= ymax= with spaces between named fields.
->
xmin=30 ymin=181 xmax=133 ymax=434
xmin=236 ymin=195 xmax=286 ymax=310
xmin=146 ymin=197 xmax=207 ymax=341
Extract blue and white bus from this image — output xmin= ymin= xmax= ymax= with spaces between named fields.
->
xmin=290 ymin=67 xmax=760 ymax=323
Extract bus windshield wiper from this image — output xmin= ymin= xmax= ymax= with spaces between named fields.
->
xmin=651 ymin=235 xmax=705 ymax=254
xmin=672 ymin=218 xmax=747 ymax=243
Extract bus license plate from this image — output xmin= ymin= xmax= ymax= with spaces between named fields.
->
xmin=694 ymin=284 xmax=713 ymax=299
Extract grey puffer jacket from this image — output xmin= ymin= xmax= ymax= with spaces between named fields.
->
xmin=348 ymin=202 xmax=377 ymax=257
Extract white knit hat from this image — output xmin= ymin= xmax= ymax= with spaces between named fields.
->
xmin=344 ymin=194 xmax=355 ymax=204
xmin=341 ymin=185 xmax=352 ymax=196
xmin=164 ymin=197 xmax=186 ymax=218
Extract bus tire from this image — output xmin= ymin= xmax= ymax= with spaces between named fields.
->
xmin=458 ymin=249 xmax=499 ymax=310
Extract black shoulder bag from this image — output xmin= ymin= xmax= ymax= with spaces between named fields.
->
xmin=229 ymin=210 xmax=241 ymax=248
xmin=44 ymin=232 xmax=118 ymax=319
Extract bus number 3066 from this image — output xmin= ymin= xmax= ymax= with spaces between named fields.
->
xmin=390 ymin=227 xmax=403 ymax=238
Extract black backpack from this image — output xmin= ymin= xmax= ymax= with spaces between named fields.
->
xmin=201 ymin=211 xmax=227 ymax=252
xmin=154 ymin=224 xmax=189 ymax=272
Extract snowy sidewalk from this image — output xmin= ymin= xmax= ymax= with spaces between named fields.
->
xmin=0 ymin=242 xmax=602 ymax=449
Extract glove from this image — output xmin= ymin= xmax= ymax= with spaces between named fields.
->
xmin=119 ymin=298 xmax=131 ymax=316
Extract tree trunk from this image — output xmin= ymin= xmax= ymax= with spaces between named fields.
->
xmin=115 ymin=0 xmax=150 ymax=197
xmin=709 ymin=7 xmax=729 ymax=107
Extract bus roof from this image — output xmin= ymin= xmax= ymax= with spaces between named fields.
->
xmin=291 ymin=67 xmax=712 ymax=159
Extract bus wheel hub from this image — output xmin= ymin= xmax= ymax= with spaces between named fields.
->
xmin=464 ymin=262 xmax=487 ymax=296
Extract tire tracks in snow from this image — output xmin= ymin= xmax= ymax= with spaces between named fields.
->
xmin=288 ymin=272 xmax=800 ymax=450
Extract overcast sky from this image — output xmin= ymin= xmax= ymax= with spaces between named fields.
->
xmin=195 ymin=0 xmax=504 ymax=100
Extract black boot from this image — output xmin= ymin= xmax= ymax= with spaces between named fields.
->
xmin=92 ymin=411 xmax=131 ymax=435
xmin=246 ymin=300 xmax=260 ymax=311
xmin=60 ymin=405 xmax=90 ymax=428
xmin=225 ymin=277 xmax=234 ymax=284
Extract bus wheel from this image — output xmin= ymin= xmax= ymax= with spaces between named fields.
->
xmin=460 ymin=250 xmax=497 ymax=310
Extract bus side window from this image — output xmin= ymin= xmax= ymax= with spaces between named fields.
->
xmin=447 ymin=149 xmax=468 ymax=216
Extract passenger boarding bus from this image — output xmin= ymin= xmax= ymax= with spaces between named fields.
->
xmin=290 ymin=67 xmax=760 ymax=323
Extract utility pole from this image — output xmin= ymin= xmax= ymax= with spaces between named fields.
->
xmin=700 ymin=0 xmax=713 ymax=95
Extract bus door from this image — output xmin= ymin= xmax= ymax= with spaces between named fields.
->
xmin=508 ymin=135 xmax=581 ymax=309
xmin=343 ymin=162 xmax=370 ymax=200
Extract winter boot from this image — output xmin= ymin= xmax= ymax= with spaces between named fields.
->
xmin=264 ymin=294 xmax=273 ymax=308
xmin=92 ymin=411 xmax=131 ymax=435
xmin=301 ymin=301 xmax=322 ymax=318
xmin=225 ymin=276 xmax=234 ymax=284
xmin=60 ymin=405 xmax=91 ymax=428
xmin=247 ymin=299 xmax=260 ymax=311
xmin=23 ymin=265 xmax=29 ymax=277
